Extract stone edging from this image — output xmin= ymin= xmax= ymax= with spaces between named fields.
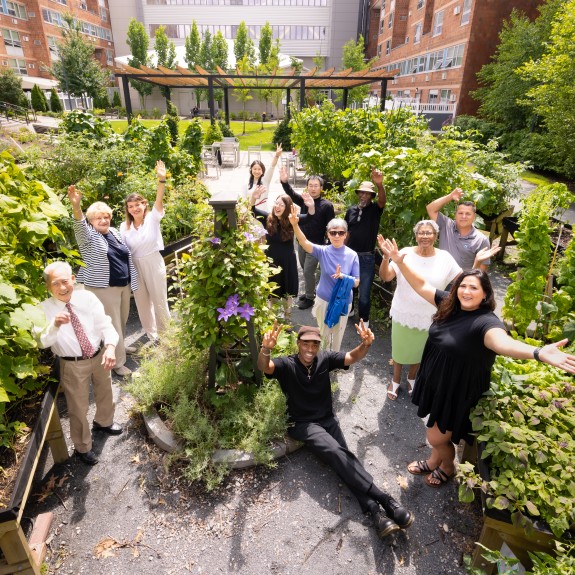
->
xmin=142 ymin=408 xmax=302 ymax=469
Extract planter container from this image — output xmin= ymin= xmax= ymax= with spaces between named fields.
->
xmin=159 ymin=235 xmax=193 ymax=265
xmin=0 ymin=380 xmax=68 ymax=574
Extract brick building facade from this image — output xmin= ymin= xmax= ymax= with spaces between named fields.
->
xmin=366 ymin=0 xmax=543 ymax=117
xmin=0 ymin=0 xmax=114 ymax=92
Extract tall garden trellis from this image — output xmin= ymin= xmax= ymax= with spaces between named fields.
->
xmin=114 ymin=63 xmax=398 ymax=123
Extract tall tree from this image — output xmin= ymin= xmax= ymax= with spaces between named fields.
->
xmin=51 ymin=14 xmax=109 ymax=107
xmin=521 ymin=0 xmax=575 ymax=177
xmin=126 ymin=18 xmax=153 ymax=109
xmin=234 ymin=21 xmax=255 ymax=65
xmin=184 ymin=21 xmax=202 ymax=107
xmin=212 ymin=31 xmax=229 ymax=108
xmin=233 ymin=56 xmax=253 ymax=134
xmin=199 ymin=29 xmax=214 ymax=71
xmin=155 ymin=25 xmax=177 ymax=100
xmin=338 ymin=34 xmax=372 ymax=106
xmin=473 ymin=0 xmax=563 ymax=131
xmin=258 ymin=22 xmax=273 ymax=66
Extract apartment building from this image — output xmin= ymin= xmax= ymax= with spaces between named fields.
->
xmin=366 ymin=0 xmax=544 ymax=117
xmin=108 ymin=0 xmax=364 ymax=71
xmin=0 ymin=0 xmax=115 ymax=93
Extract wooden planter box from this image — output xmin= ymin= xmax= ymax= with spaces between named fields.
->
xmin=0 ymin=380 xmax=68 ymax=575
xmin=160 ymin=235 xmax=193 ymax=265
xmin=465 ymin=442 xmax=559 ymax=574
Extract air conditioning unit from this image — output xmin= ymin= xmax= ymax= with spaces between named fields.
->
xmin=29 ymin=63 xmax=34 ymax=68
xmin=34 ymin=40 xmax=41 ymax=45
xmin=23 ymin=35 xmax=29 ymax=41
xmin=441 ymin=72 xmax=447 ymax=80
xmin=450 ymin=94 xmax=457 ymax=101
xmin=405 ymin=36 xmax=409 ymax=43
xmin=425 ymin=75 xmax=429 ymax=81
xmin=12 ymin=18 xmax=18 ymax=24
xmin=2 ymin=60 xmax=8 ymax=66
xmin=454 ymin=6 xmax=461 ymax=14
xmin=28 ymin=11 xmax=35 ymax=16
xmin=107 ymin=41 xmax=112 ymax=46
xmin=411 ymin=76 xmax=416 ymax=82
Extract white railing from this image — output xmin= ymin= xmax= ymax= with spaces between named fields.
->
xmin=363 ymin=97 xmax=455 ymax=114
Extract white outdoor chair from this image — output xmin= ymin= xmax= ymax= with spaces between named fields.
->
xmin=219 ymin=141 xmax=239 ymax=167
xmin=201 ymin=146 xmax=221 ymax=178
xmin=247 ymin=144 xmax=262 ymax=165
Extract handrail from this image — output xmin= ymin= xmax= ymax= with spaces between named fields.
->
xmin=0 ymin=101 xmax=37 ymax=125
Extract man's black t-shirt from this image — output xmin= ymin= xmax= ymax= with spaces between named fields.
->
xmin=345 ymin=202 xmax=384 ymax=253
xmin=267 ymin=351 xmax=346 ymax=422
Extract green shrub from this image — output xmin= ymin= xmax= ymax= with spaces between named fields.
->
xmin=453 ymin=115 xmax=502 ymax=144
xmin=218 ymin=120 xmax=235 ymax=138
xmin=112 ymin=91 xmax=122 ymax=108
xmin=31 ymin=84 xmax=47 ymax=113
xmin=180 ymin=119 xmax=203 ymax=162
xmin=272 ymin=116 xmax=292 ymax=150
xmin=49 ymin=89 xmax=63 ymax=113
xmin=230 ymin=112 xmax=237 ymax=121
xmin=204 ymin=121 xmax=223 ymax=146
xmin=165 ymin=101 xmax=179 ymax=146
xmin=151 ymin=107 xmax=161 ymax=119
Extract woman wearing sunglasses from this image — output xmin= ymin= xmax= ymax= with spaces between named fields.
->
xmin=377 ymin=220 xmax=461 ymax=401
xmin=289 ymin=209 xmax=359 ymax=351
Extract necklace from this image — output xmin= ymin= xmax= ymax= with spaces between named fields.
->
xmin=305 ymin=363 xmax=313 ymax=380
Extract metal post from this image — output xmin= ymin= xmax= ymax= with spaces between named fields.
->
xmin=208 ymin=76 xmax=215 ymax=123
xmin=122 ymin=76 xmax=133 ymax=123
xmin=299 ymin=79 xmax=305 ymax=110
xmin=224 ymin=87 xmax=230 ymax=125
xmin=286 ymin=89 xmax=291 ymax=120
xmin=380 ymin=79 xmax=387 ymax=112
xmin=342 ymin=88 xmax=348 ymax=109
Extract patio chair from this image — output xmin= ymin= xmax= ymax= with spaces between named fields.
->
xmin=247 ymin=144 xmax=261 ymax=165
xmin=219 ymin=141 xmax=239 ymax=168
xmin=201 ymin=146 xmax=221 ymax=178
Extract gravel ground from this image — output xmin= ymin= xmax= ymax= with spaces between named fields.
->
xmin=26 ymin=265 xmax=512 ymax=575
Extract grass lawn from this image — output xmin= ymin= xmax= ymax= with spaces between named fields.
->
xmin=109 ymin=119 xmax=277 ymax=150
xmin=520 ymin=170 xmax=554 ymax=187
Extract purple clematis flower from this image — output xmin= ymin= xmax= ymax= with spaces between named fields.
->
xmin=209 ymin=237 xmax=221 ymax=245
xmin=243 ymin=232 xmax=255 ymax=242
xmin=217 ymin=306 xmax=233 ymax=322
xmin=237 ymin=303 xmax=255 ymax=321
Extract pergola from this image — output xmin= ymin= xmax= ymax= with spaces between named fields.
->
xmin=114 ymin=64 xmax=398 ymax=123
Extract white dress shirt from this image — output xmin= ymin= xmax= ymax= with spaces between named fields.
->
xmin=34 ymin=290 xmax=119 ymax=357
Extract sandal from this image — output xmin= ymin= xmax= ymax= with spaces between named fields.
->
xmin=425 ymin=467 xmax=454 ymax=488
xmin=407 ymin=460 xmax=433 ymax=475
xmin=387 ymin=381 xmax=400 ymax=401
xmin=407 ymin=378 xmax=415 ymax=396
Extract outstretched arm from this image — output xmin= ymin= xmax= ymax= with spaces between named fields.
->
xmin=344 ymin=319 xmax=375 ymax=366
xmin=371 ymin=167 xmax=386 ymax=209
xmin=473 ymin=245 xmax=501 ymax=271
xmin=67 ymin=185 xmax=84 ymax=221
xmin=288 ymin=205 xmax=314 ymax=253
xmin=378 ymin=236 xmax=437 ymax=307
xmin=154 ymin=160 xmax=167 ymax=213
xmin=376 ymin=234 xmax=397 ymax=282
xmin=484 ymin=331 xmax=575 ymax=374
xmin=257 ymin=321 xmax=283 ymax=374
xmin=426 ymin=187 xmax=463 ymax=221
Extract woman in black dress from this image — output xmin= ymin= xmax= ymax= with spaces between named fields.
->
xmin=251 ymin=190 xmax=314 ymax=321
xmin=379 ymin=237 xmax=575 ymax=488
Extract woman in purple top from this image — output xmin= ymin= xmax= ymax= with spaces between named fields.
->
xmin=289 ymin=209 xmax=359 ymax=351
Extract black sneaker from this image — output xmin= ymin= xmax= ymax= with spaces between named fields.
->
xmin=297 ymin=297 xmax=314 ymax=310
xmin=371 ymin=510 xmax=400 ymax=538
xmin=379 ymin=494 xmax=414 ymax=529
xmin=297 ymin=294 xmax=307 ymax=302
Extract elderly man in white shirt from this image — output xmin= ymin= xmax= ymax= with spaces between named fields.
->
xmin=34 ymin=261 xmax=122 ymax=466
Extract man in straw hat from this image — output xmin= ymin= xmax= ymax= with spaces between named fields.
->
xmin=257 ymin=320 xmax=413 ymax=539
xmin=344 ymin=168 xmax=386 ymax=329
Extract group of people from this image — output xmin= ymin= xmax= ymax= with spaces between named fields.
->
xmin=249 ymin=155 xmax=575 ymax=538
xmin=33 ymin=150 xmax=575 ymax=542
xmin=34 ymin=161 xmax=172 ymax=465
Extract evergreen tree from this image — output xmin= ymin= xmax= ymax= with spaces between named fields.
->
xmin=0 ymin=68 xmax=27 ymax=106
xmin=185 ymin=21 xmax=202 ymax=108
xmin=126 ymin=18 xmax=153 ymax=109
xmin=166 ymin=101 xmax=180 ymax=146
xmin=50 ymin=88 xmax=63 ymax=113
xmin=155 ymin=25 xmax=178 ymax=100
xmin=31 ymin=84 xmax=47 ymax=112
xmin=259 ymin=22 xmax=273 ymax=66
xmin=212 ymin=30 xmax=229 ymax=108
xmin=112 ymin=91 xmax=122 ymax=108
xmin=234 ymin=22 xmax=255 ymax=65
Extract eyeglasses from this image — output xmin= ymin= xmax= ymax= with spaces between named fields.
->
xmin=328 ymin=230 xmax=346 ymax=237
xmin=416 ymin=231 xmax=435 ymax=236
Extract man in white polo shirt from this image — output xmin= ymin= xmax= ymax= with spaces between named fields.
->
xmin=426 ymin=187 xmax=491 ymax=271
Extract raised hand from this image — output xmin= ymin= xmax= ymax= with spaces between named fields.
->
xmin=450 ymin=187 xmax=463 ymax=202
xmin=156 ymin=160 xmax=166 ymax=180
xmin=279 ymin=165 xmax=288 ymax=183
xmin=475 ymin=245 xmax=501 ymax=265
xmin=539 ymin=339 xmax=575 ymax=374
xmin=371 ymin=166 xmax=383 ymax=187
xmin=275 ymin=143 xmax=283 ymax=158
xmin=67 ymin=185 xmax=82 ymax=207
xmin=331 ymin=264 xmax=342 ymax=279
xmin=288 ymin=204 xmax=299 ymax=227
xmin=378 ymin=236 xmax=404 ymax=264
xmin=262 ymin=320 xmax=283 ymax=350
xmin=355 ymin=318 xmax=375 ymax=346
xmin=302 ymin=191 xmax=314 ymax=209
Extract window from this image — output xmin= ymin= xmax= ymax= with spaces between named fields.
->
xmin=385 ymin=40 xmax=390 ymax=55
xmin=2 ymin=1 xmax=28 ymax=19
xmin=377 ymin=44 xmax=382 ymax=57
xmin=440 ymin=89 xmax=451 ymax=103
xmin=9 ymin=58 xmax=27 ymax=74
xmin=100 ymin=8 xmax=107 ymax=21
xmin=388 ymin=12 xmax=394 ymax=28
xmin=50 ymin=0 xmax=67 ymax=5
xmin=461 ymin=0 xmax=472 ymax=25
xmin=2 ymin=29 xmax=22 ymax=48
xmin=416 ymin=0 xmax=424 ymax=8
xmin=414 ymin=23 xmax=422 ymax=44
xmin=433 ymin=10 xmax=444 ymax=36
xmin=106 ymin=49 xmax=113 ymax=65
xmin=379 ymin=19 xmax=384 ymax=34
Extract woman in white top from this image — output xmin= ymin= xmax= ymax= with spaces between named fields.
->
xmin=245 ymin=144 xmax=282 ymax=208
xmin=378 ymin=220 xmax=461 ymax=400
xmin=120 ymin=160 xmax=171 ymax=341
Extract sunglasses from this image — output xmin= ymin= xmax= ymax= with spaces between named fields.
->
xmin=328 ymin=230 xmax=346 ymax=237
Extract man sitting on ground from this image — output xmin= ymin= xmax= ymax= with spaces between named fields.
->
xmin=257 ymin=321 xmax=414 ymax=539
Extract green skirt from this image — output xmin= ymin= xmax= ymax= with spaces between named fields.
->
xmin=391 ymin=320 xmax=429 ymax=365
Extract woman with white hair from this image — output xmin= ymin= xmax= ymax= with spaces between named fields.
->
xmin=68 ymin=186 xmax=138 ymax=376
xmin=289 ymin=211 xmax=359 ymax=351
xmin=377 ymin=220 xmax=461 ymax=400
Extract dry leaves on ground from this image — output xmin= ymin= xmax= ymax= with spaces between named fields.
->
xmin=94 ymin=529 xmax=159 ymax=559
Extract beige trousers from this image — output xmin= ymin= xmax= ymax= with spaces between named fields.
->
xmin=86 ymin=284 xmax=131 ymax=367
xmin=133 ymin=252 xmax=171 ymax=339
xmin=59 ymin=348 xmax=115 ymax=453
xmin=312 ymin=297 xmax=353 ymax=352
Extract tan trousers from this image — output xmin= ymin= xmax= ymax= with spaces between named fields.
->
xmin=86 ymin=284 xmax=131 ymax=367
xmin=133 ymin=252 xmax=171 ymax=339
xmin=59 ymin=348 xmax=115 ymax=453
xmin=312 ymin=297 xmax=352 ymax=352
